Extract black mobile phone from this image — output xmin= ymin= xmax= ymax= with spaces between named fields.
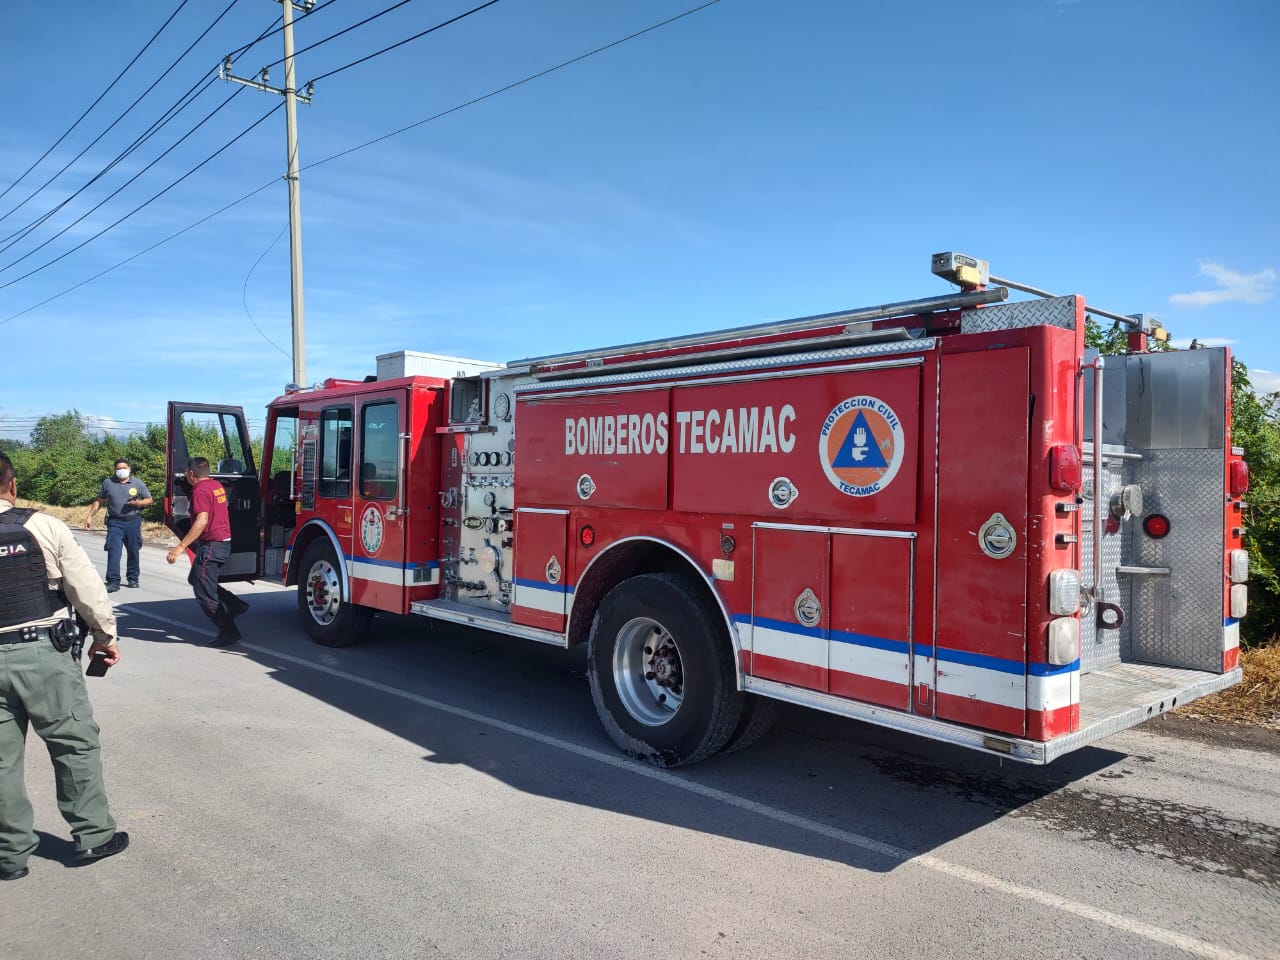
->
xmin=85 ymin=652 xmax=111 ymax=677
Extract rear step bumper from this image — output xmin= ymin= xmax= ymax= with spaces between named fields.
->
xmin=746 ymin=663 xmax=1243 ymax=764
xmin=1046 ymin=661 xmax=1245 ymax=762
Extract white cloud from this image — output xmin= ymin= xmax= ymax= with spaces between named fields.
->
xmin=1249 ymin=369 xmax=1280 ymax=395
xmin=1169 ymin=261 xmax=1276 ymax=308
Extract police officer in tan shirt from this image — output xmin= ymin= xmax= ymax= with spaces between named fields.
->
xmin=0 ymin=452 xmax=128 ymax=880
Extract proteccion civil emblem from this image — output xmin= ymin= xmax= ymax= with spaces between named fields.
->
xmin=818 ymin=395 xmax=905 ymax=497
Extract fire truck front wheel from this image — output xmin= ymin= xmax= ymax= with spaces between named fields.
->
xmin=588 ymin=573 xmax=743 ymax=767
xmin=296 ymin=540 xmax=373 ymax=647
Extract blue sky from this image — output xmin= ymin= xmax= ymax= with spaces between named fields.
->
xmin=1 ymin=0 xmax=1276 ymax=442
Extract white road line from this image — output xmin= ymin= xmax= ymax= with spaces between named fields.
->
xmin=121 ymin=606 xmax=1259 ymax=960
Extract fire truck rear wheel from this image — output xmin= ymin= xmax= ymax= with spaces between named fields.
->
xmin=588 ymin=573 xmax=743 ymax=767
xmin=296 ymin=539 xmax=373 ymax=648
xmin=721 ymin=694 xmax=781 ymax=755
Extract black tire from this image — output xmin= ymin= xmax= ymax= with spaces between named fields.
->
xmin=588 ymin=573 xmax=742 ymax=767
xmin=296 ymin=539 xmax=373 ymax=647
xmin=721 ymin=694 xmax=781 ymax=755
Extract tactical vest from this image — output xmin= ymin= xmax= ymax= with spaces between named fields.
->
xmin=0 ymin=507 xmax=65 ymax=629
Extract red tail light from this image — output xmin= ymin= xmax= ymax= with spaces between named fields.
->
xmin=1144 ymin=514 xmax=1171 ymax=539
xmin=1230 ymin=460 xmax=1250 ymax=497
xmin=1049 ymin=444 xmax=1082 ymax=493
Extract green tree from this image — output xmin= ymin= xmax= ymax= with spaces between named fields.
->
xmin=1230 ymin=364 xmax=1280 ymax=645
xmin=19 ymin=411 xmax=102 ymax=507
xmin=1084 ymin=316 xmax=1130 ymax=354
xmin=2 ymin=411 xmax=281 ymax=526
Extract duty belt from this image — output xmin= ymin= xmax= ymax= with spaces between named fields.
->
xmin=0 ymin=625 xmax=55 ymax=645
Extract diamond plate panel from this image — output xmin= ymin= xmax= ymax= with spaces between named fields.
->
xmin=960 ymin=295 xmax=1078 ymax=334
xmin=1080 ymin=456 xmax=1130 ymax=673
xmin=1131 ymin=448 xmax=1224 ymax=671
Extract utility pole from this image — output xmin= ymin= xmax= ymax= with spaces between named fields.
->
xmin=221 ymin=0 xmax=315 ymax=387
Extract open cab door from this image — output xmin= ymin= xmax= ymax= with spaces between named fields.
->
xmin=166 ymin=402 xmax=262 ymax=581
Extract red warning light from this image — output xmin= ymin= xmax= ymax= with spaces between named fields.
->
xmin=580 ymin=525 xmax=596 ymax=547
xmin=1143 ymin=514 xmax=1171 ymax=539
xmin=1049 ymin=444 xmax=1082 ymax=493
xmin=1229 ymin=460 xmax=1250 ymax=497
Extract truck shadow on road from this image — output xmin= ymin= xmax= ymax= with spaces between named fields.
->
xmin=118 ymin=596 xmax=1151 ymax=878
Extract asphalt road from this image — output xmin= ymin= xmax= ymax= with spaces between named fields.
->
xmin=2 ymin=534 xmax=1278 ymax=960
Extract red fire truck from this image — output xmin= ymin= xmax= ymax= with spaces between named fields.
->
xmin=165 ymin=254 xmax=1248 ymax=766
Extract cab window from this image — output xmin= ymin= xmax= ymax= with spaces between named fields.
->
xmin=319 ymin=407 xmax=353 ymax=498
xmin=360 ymin=403 xmax=398 ymax=501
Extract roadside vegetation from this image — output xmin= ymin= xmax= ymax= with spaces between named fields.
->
xmin=1 ymin=411 xmax=262 ymax=526
xmin=1180 ymin=643 xmax=1279 ymax=727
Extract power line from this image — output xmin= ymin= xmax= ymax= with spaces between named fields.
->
xmin=0 ymin=415 xmax=268 ymax=426
xmin=0 ymin=0 xmax=723 ymax=324
xmin=224 ymin=0 xmax=341 ymax=61
xmin=0 ymin=0 xmax=194 ymax=207
xmin=0 ymin=178 xmax=278 ymax=325
xmin=242 ymin=223 xmax=292 ymax=358
xmin=0 ymin=0 xmax=242 ymax=237
xmin=1 ymin=7 xmax=288 ymax=258
xmin=0 ymin=87 xmax=250 ymax=277
xmin=304 ymin=0 xmax=720 ymax=166
xmin=0 ymin=97 xmax=282 ymax=291
xmin=0 ymin=76 xmax=221 ymax=256
xmin=7 ymin=0 xmax=503 ymax=271
xmin=306 ymin=0 xmax=501 ymax=84
xmin=264 ymin=0 xmax=420 ymax=70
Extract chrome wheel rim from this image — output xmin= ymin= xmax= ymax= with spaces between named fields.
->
xmin=612 ymin=616 xmax=684 ymax=726
xmin=305 ymin=559 xmax=341 ymax=626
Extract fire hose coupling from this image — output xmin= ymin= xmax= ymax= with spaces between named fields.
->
xmin=1109 ymin=484 xmax=1144 ymax=520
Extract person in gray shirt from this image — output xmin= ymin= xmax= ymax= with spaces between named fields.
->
xmin=84 ymin=459 xmax=153 ymax=592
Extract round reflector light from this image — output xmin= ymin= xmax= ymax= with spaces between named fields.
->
xmin=1143 ymin=514 xmax=1171 ymax=539
xmin=580 ymin=525 xmax=596 ymax=547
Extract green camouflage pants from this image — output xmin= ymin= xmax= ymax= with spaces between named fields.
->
xmin=0 ymin=637 xmax=117 ymax=871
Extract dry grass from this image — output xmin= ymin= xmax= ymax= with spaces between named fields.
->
xmin=1174 ymin=643 xmax=1280 ymax=728
xmin=17 ymin=498 xmax=176 ymax=546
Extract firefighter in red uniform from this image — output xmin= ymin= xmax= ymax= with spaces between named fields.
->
xmin=166 ymin=458 xmax=248 ymax=647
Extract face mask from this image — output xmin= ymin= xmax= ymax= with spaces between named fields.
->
xmin=116 ymin=468 xmax=131 ymax=480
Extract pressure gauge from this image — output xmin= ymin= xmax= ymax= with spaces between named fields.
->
xmin=483 ymin=491 xmax=496 ymax=507
xmin=493 ymin=392 xmax=511 ymax=421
